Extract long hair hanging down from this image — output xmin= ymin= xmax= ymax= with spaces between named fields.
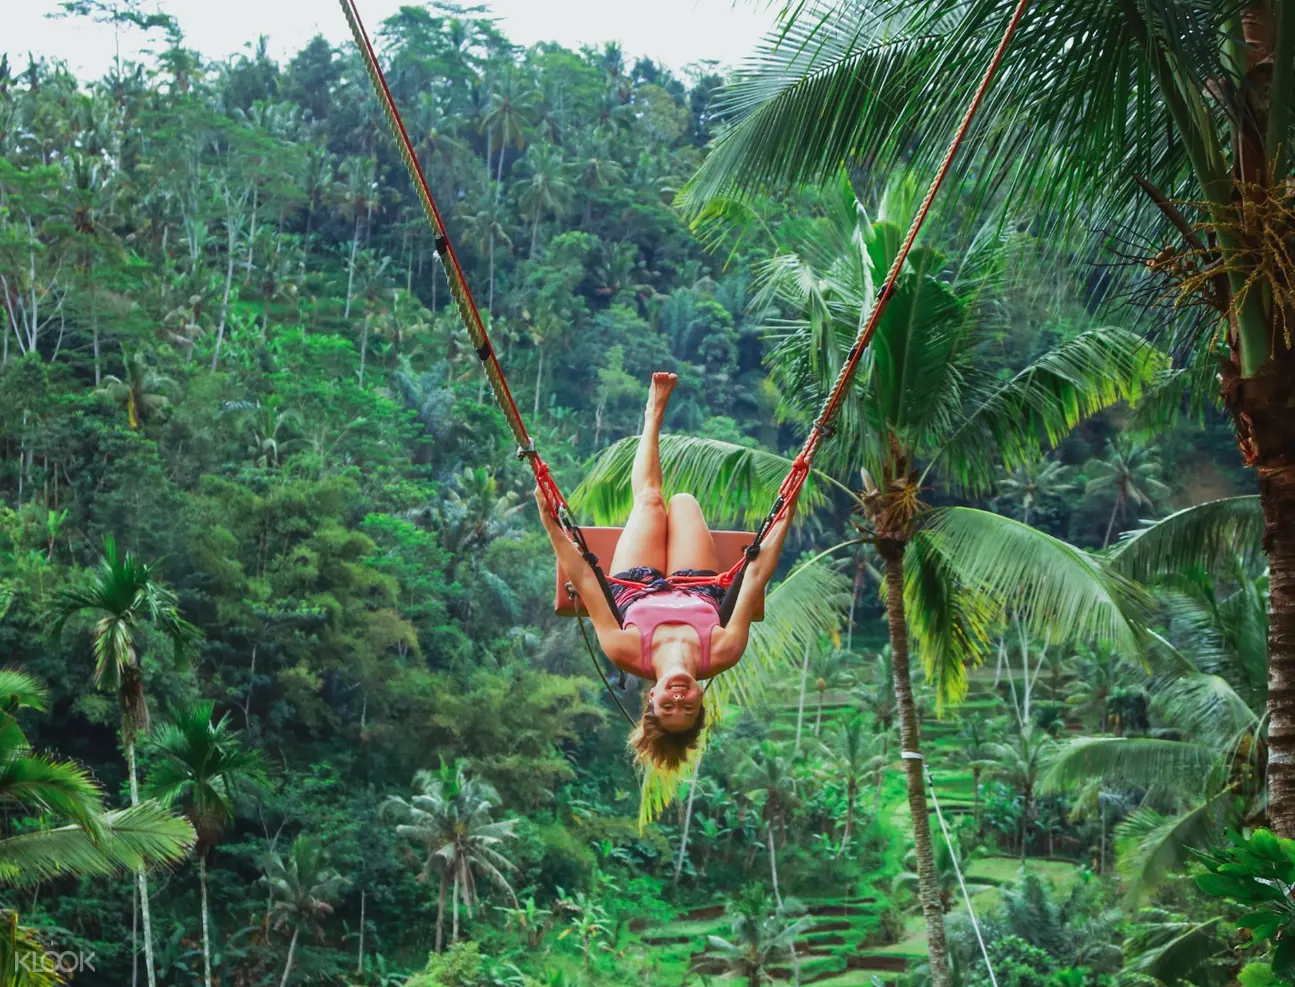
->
xmin=628 ymin=692 xmax=706 ymax=771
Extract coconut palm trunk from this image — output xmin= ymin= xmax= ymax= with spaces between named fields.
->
xmin=795 ymin=643 xmax=811 ymax=749
xmin=278 ymin=927 xmax=299 ymax=987
xmin=879 ymin=542 xmax=950 ymax=987
xmin=200 ymin=855 xmax=213 ymax=987
xmin=1258 ymin=412 xmax=1295 ymax=836
xmin=126 ymin=740 xmax=158 ymax=987
xmin=843 ymin=778 xmax=857 ymax=848
xmin=435 ymin=869 xmax=447 ymax=953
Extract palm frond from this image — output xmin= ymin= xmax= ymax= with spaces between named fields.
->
xmin=1041 ymin=737 xmax=1220 ymax=794
xmin=1115 ymin=799 xmax=1232 ymax=905
xmin=1109 ymin=496 xmax=1264 ymax=583
xmin=572 ymin=434 xmax=844 ymax=527
xmin=0 ymin=801 xmax=195 ymax=886
xmin=1152 ymin=674 xmax=1260 ymax=751
xmin=933 ymin=328 xmax=1164 ymax=495
xmin=0 ymin=671 xmax=48 ymax=714
xmin=909 ymin=507 xmax=1152 ymax=704
xmin=1125 ymin=915 xmax=1223 ymax=983
xmin=0 ymin=754 xmax=106 ymax=833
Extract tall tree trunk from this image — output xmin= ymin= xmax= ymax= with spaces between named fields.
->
xmin=815 ymin=689 xmax=825 ymax=736
xmin=200 ymin=854 xmax=213 ymax=987
xmin=211 ymin=224 xmax=237 ymax=372
xmin=674 ymin=753 xmax=703 ymax=887
xmin=435 ymin=869 xmax=446 ymax=953
xmin=127 ymin=741 xmax=158 ymax=987
xmin=533 ymin=343 xmax=544 ymax=419
xmin=357 ymin=888 xmax=366 ymax=975
xmin=1232 ymin=361 xmax=1295 ymax=837
xmin=1099 ymin=800 xmax=1107 ymax=875
xmin=794 ymin=643 xmax=810 ymax=749
xmin=767 ymin=824 xmax=800 ymax=985
xmin=530 ymin=204 xmax=541 ymax=259
xmin=344 ymin=215 xmax=360 ymax=319
xmin=847 ymin=561 xmax=863 ymax=651
xmin=91 ymin=275 xmax=101 ymax=387
xmin=358 ymin=315 xmax=369 ymax=385
xmin=879 ymin=541 xmax=950 ymax=987
xmin=1101 ymin=494 xmax=1123 ymax=550
xmin=452 ymin=879 xmax=460 ymax=943
xmin=278 ymin=927 xmax=299 ymax=987
xmin=487 ymin=232 xmax=496 ymax=322
xmin=972 ymin=768 xmax=982 ymax=833
xmin=132 ymin=881 xmax=139 ymax=987
xmin=840 ymin=779 xmax=856 ymax=853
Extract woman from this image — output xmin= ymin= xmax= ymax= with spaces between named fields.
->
xmin=537 ymin=372 xmax=799 ymax=770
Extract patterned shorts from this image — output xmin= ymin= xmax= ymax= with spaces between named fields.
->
xmin=611 ymin=567 xmax=725 ymax=612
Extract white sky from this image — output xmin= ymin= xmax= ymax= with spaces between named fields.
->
xmin=8 ymin=0 xmax=776 ymax=79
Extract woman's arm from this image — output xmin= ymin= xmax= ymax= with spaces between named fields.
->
xmin=533 ymin=488 xmax=639 ymax=668
xmin=711 ymin=491 xmax=801 ymax=673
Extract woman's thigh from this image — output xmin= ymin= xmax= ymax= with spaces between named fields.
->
xmin=610 ymin=491 xmax=668 ymax=574
xmin=665 ymin=493 xmax=719 ymax=573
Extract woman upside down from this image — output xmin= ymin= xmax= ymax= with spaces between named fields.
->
xmin=537 ymin=372 xmax=799 ymax=770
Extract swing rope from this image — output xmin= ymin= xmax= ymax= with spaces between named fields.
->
xmin=902 ymin=751 xmax=999 ymax=987
xmin=340 ymin=0 xmax=1030 ymax=605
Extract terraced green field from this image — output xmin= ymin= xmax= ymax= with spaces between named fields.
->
xmin=628 ymin=667 xmax=1080 ymax=983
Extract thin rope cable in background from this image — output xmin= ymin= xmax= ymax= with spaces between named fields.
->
xmin=902 ymin=750 xmax=999 ymax=987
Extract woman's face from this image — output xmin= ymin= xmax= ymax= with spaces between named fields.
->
xmin=650 ymin=672 xmax=702 ymax=732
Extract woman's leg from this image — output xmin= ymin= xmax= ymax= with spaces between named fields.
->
xmin=666 ymin=493 xmax=719 ymax=573
xmin=610 ymin=373 xmax=676 ymax=574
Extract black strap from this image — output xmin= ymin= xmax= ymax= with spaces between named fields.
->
xmin=717 ymin=542 xmax=762 ymax=628
xmin=570 ymin=587 xmax=635 ymax=725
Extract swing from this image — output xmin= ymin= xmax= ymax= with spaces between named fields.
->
xmin=339 ymin=0 xmax=1029 ymax=749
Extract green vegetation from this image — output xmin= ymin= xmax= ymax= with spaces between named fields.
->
xmin=2 ymin=0 xmax=1290 ymax=985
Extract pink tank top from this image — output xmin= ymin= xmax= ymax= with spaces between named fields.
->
xmin=623 ymin=590 xmax=720 ymax=676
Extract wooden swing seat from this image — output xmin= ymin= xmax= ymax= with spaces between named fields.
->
xmin=554 ymin=527 xmax=763 ymax=621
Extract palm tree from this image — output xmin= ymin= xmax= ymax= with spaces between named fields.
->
xmin=261 ymin=836 xmax=346 ymax=987
xmin=577 ymin=177 xmax=1156 ymax=987
xmin=381 ymin=762 xmax=519 ymax=952
xmin=948 ymin=718 xmax=999 ymax=832
xmin=1064 ymin=647 xmax=1136 ymax=735
xmin=572 ymin=132 xmax=625 ymax=225
xmin=514 ymin=143 xmax=573 ymax=259
xmin=995 ymin=459 xmax=1074 ymax=528
xmin=460 ymin=192 xmax=513 ymax=323
xmin=51 ymin=536 xmax=199 ymax=987
xmin=144 ymin=701 xmax=267 ymax=987
xmin=96 ymin=348 xmax=175 ymax=430
xmin=705 ymin=886 xmax=813 ymax=987
xmin=1040 ymin=494 xmax=1269 ymax=901
xmin=740 ymin=742 xmax=800 ymax=906
xmin=985 ymin=722 xmax=1057 ymax=859
xmin=681 ymin=0 xmax=1295 ymax=836
xmin=337 ymin=156 xmax=380 ymax=319
xmin=0 ymin=669 xmax=194 ymax=985
xmin=812 ymin=650 xmax=855 ymax=736
xmin=1084 ymin=439 xmax=1171 ymax=549
xmin=823 ymin=714 xmax=881 ymax=850
xmin=480 ymin=70 xmax=539 ymax=188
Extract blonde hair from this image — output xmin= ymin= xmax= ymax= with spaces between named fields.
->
xmin=628 ymin=692 xmax=706 ymax=771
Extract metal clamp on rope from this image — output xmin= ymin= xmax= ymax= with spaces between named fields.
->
xmin=433 ymin=234 xmax=449 ymax=256
xmin=811 ymin=421 xmax=835 ymax=440
xmin=516 ymin=439 xmax=536 ymax=461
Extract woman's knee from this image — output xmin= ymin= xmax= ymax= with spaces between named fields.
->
xmin=634 ymin=488 xmax=667 ymax=513
xmin=668 ymin=492 xmax=701 ymax=515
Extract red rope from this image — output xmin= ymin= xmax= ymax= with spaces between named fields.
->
xmin=342 ymin=0 xmax=1029 ymax=590
xmin=770 ymin=0 xmax=1032 ymax=510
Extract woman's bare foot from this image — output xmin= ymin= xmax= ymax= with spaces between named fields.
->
xmin=646 ymin=371 xmax=678 ymax=423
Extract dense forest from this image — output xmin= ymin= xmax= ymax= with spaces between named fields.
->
xmin=2 ymin=1 xmax=1292 ymax=987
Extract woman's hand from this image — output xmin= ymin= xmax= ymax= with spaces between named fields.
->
xmin=534 ymin=485 xmax=563 ymax=536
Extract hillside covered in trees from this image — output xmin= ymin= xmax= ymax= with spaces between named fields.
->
xmin=1 ymin=2 xmax=1287 ymax=987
